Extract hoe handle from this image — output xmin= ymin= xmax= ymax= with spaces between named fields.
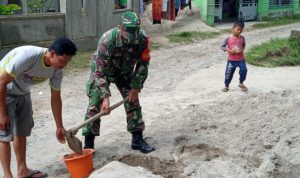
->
xmin=68 ymin=97 xmax=128 ymax=135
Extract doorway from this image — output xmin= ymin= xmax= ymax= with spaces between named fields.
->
xmin=214 ymin=0 xmax=258 ymax=22
xmin=222 ymin=0 xmax=240 ymax=21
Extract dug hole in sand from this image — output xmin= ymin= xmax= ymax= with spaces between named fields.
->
xmin=2 ymin=4 xmax=300 ymax=178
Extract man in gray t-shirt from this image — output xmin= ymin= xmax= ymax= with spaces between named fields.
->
xmin=0 ymin=37 xmax=77 ymax=178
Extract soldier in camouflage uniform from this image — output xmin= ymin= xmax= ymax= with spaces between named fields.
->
xmin=82 ymin=11 xmax=155 ymax=153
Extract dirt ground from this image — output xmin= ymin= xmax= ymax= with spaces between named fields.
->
xmin=2 ymin=7 xmax=300 ymax=178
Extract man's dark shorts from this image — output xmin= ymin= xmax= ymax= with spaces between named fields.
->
xmin=0 ymin=94 xmax=34 ymax=142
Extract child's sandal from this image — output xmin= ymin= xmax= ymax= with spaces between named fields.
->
xmin=222 ymin=87 xmax=229 ymax=92
xmin=238 ymin=84 xmax=248 ymax=91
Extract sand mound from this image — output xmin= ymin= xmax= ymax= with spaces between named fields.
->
xmin=140 ymin=2 xmax=217 ymax=44
xmin=163 ymin=89 xmax=300 ymax=177
xmin=89 ymin=161 xmax=163 ymax=178
xmin=90 ymin=89 xmax=300 ymax=178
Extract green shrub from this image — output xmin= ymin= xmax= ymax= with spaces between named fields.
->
xmin=0 ymin=4 xmax=21 ymax=15
xmin=27 ymin=0 xmax=45 ymax=13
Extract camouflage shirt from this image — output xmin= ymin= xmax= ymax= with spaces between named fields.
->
xmin=88 ymin=27 xmax=151 ymax=99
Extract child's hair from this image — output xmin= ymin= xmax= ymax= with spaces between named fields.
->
xmin=49 ymin=37 xmax=77 ymax=56
xmin=233 ymin=21 xmax=245 ymax=29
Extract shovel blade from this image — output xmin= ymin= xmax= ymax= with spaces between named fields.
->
xmin=66 ymin=133 xmax=83 ymax=155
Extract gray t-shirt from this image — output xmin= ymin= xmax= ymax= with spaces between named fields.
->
xmin=0 ymin=46 xmax=63 ymax=95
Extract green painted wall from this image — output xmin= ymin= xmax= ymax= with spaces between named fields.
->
xmin=194 ymin=0 xmax=214 ymax=26
xmin=195 ymin=0 xmax=300 ymax=26
xmin=194 ymin=0 xmax=206 ymax=24
xmin=207 ymin=0 xmax=215 ymax=26
xmin=194 ymin=0 xmax=201 ymax=9
xmin=259 ymin=0 xmax=300 ymax=18
xmin=293 ymin=0 xmax=300 ymax=14
xmin=258 ymin=0 xmax=269 ymax=18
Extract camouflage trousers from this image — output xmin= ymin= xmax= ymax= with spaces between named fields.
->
xmin=82 ymin=77 xmax=145 ymax=136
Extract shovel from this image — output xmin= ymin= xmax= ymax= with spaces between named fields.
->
xmin=66 ymin=97 xmax=128 ymax=155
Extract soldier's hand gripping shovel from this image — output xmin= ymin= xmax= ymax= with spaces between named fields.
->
xmin=66 ymin=97 xmax=128 ymax=155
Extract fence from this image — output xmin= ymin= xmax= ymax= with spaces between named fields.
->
xmin=0 ymin=0 xmax=140 ymax=58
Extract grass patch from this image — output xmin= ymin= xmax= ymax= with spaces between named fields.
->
xmin=64 ymin=42 xmax=162 ymax=74
xmin=253 ymin=15 xmax=300 ymax=29
xmin=221 ymin=29 xmax=232 ymax=34
xmin=63 ymin=42 xmax=162 ymax=74
xmin=167 ymin=31 xmax=220 ymax=43
xmin=246 ymin=38 xmax=300 ymax=67
xmin=64 ymin=50 xmax=93 ymax=73
xmin=150 ymin=42 xmax=162 ymax=50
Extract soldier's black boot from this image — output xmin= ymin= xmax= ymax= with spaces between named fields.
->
xmin=131 ymin=131 xmax=155 ymax=153
xmin=84 ymin=135 xmax=95 ymax=149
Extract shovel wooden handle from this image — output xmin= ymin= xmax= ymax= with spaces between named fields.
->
xmin=68 ymin=97 xmax=128 ymax=135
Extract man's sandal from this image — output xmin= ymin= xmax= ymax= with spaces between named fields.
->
xmin=20 ymin=170 xmax=48 ymax=178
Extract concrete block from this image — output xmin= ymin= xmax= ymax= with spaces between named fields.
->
xmin=291 ymin=30 xmax=300 ymax=38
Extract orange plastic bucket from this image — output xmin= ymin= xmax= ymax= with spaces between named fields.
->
xmin=63 ymin=149 xmax=94 ymax=178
